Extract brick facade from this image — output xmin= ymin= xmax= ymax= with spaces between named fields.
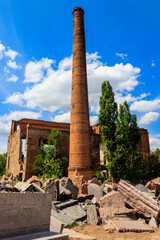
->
xmin=6 ymin=119 xmax=149 ymax=181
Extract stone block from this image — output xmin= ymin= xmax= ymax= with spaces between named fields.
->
xmin=89 ymin=178 xmax=101 ymax=186
xmin=51 ymin=209 xmax=74 ymax=227
xmin=99 ymin=191 xmax=132 ymax=222
xmin=50 ymin=216 xmax=64 ymax=233
xmin=45 ymin=181 xmax=59 ymax=201
xmin=149 ymin=217 xmax=158 ymax=228
xmin=60 ymin=177 xmax=78 ymax=199
xmin=60 ymin=204 xmax=86 ymax=221
xmin=87 ymin=205 xmax=98 ymax=224
xmin=88 ymin=183 xmax=104 ymax=199
xmin=110 ymin=219 xmax=154 ymax=232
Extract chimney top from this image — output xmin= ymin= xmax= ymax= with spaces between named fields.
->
xmin=72 ymin=7 xmax=84 ymax=15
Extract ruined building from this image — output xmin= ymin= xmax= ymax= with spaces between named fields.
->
xmin=6 ymin=7 xmax=150 ymax=180
xmin=6 ymin=119 xmax=150 ymax=181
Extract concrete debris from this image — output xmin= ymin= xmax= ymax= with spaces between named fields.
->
xmin=50 ymin=215 xmax=64 ymax=233
xmin=134 ymin=183 xmax=152 ymax=193
xmin=108 ymin=219 xmax=154 ymax=232
xmin=59 ymin=185 xmax=72 ymax=199
xmin=149 ymin=217 xmax=158 ymax=228
xmin=27 ymin=175 xmax=43 ymax=187
xmin=88 ymin=178 xmax=101 ymax=186
xmin=91 ymin=196 xmax=98 ymax=205
xmin=51 ymin=209 xmax=74 ymax=227
xmin=60 ymin=177 xmax=78 ymax=199
xmin=146 ymin=177 xmax=160 ymax=190
xmin=118 ymin=179 xmax=160 ymax=219
xmin=45 ymin=180 xmax=59 ymax=201
xmin=99 ymin=191 xmax=133 ymax=222
xmin=87 ymin=205 xmax=98 ymax=224
xmin=87 ymin=183 xmax=105 ymax=199
xmin=51 ymin=199 xmax=86 ymax=227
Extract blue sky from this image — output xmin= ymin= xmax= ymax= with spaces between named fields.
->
xmin=0 ymin=0 xmax=160 ymax=152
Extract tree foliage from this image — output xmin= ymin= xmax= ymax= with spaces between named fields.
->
xmin=99 ymin=81 xmax=118 ymax=161
xmin=0 ymin=153 xmax=7 ymax=176
xmin=33 ymin=129 xmax=68 ymax=179
xmin=99 ymin=81 xmax=141 ymax=181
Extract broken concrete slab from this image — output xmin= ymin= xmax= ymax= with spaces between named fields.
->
xmin=60 ymin=204 xmax=86 ymax=221
xmin=118 ymin=179 xmax=160 ymax=219
xmin=45 ymin=181 xmax=59 ymax=201
xmin=59 ymin=185 xmax=72 ymax=200
xmin=60 ymin=177 xmax=78 ymax=199
xmin=109 ymin=219 xmax=154 ymax=232
xmin=146 ymin=177 xmax=160 ymax=190
xmin=55 ymin=199 xmax=78 ymax=210
xmin=27 ymin=175 xmax=43 ymax=187
xmin=51 ymin=209 xmax=74 ymax=227
xmin=50 ymin=216 xmax=64 ymax=233
xmin=99 ymin=191 xmax=132 ymax=222
xmin=103 ymin=221 xmax=116 ymax=231
xmin=31 ymin=183 xmax=44 ymax=193
xmin=87 ymin=205 xmax=98 ymax=224
xmin=89 ymin=178 xmax=101 ymax=186
xmin=87 ymin=183 xmax=104 ymax=199
xmin=91 ymin=196 xmax=98 ymax=205
xmin=149 ymin=217 xmax=158 ymax=228
xmin=15 ymin=182 xmax=33 ymax=192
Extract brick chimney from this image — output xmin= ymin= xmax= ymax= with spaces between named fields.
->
xmin=68 ymin=7 xmax=93 ymax=181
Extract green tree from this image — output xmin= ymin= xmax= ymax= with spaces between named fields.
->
xmin=0 ymin=153 xmax=7 ymax=176
xmin=112 ymin=101 xmax=141 ymax=180
xmin=33 ymin=129 xmax=68 ymax=179
xmin=99 ymin=81 xmax=118 ymax=162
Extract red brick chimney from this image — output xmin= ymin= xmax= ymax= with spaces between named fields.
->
xmin=68 ymin=7 xmax=93 ymax=181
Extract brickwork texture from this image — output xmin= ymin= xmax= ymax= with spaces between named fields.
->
xmin=0 ymin=192 xmax=51 ymax=239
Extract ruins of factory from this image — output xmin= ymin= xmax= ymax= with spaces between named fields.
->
xmin=6 ymin=7 xmax=150 ymax=181
xmin=6 ymin=118 xmax=150 ymax=181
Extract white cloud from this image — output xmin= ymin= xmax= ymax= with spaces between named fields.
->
xmin=116 ymin=53 xmax=127 ymax=59
xmin=0 ymin=139 xmax=8 ymax=153
xmin=4 ymin=53 xmax=141 ymax=115
xmin=7 ymin=75 xmax=19 ymax=82
xmin=0 ymin=122 xmax=10 ymax=137
xmin=4 ymin=66 xmax=10 ymax=74
xmin=150 ymin=137 xmax=160 ymax=150
xmin=0 ymin=110 xmax=41 ymax=122
xmin=90 ymin=116 xmax=98 ymax=125
xmin=139 ymin=112 xmax=159 ymax=125
xmin=0 ymin=110 xmax=41 ymax=142
xmin=24 ymin=57 xmax=55 ymax=83
xmin=7 ymin=60 xmax=22 ymax=69
xmin=151 ymin=60 xmax=155 ymax=67
xmin=52 ymin=112 xmax=70 ymax=123
xmin=3 ymin=92 xmax=23 ymax=106
xmin=0 ymin=42 xmax=5 ymax=60
xmin=4 ymin=48 xmax=19 ymax=60
xmin=130 ymin=99 xmax=160 ymax=112
xmin=58 ymin=56 xmax=72 ymax=70
xmin=115 ymin=92 xmax=150 ymax=105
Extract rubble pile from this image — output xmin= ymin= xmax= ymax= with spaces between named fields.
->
xmin=1 ymin=175 xmax=160 ymax=234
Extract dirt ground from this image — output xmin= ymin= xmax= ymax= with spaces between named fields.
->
xmin=73 ymin=224 xmax=160 ymax=240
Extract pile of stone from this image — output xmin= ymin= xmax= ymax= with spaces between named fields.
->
xmin=1 ymin=174 xmax=160 ymax=234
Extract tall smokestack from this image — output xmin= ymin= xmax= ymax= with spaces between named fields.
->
xmin=68 ymin=7 xmax=93 ymax=181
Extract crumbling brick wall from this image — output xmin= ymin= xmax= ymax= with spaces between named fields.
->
xmin=0 ymin=192 xmax=51 ymax=239
xmin=6 ymin=129 xmax=22 ymax=176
